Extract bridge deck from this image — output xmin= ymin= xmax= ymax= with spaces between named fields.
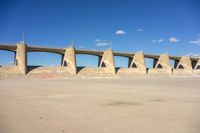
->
xmin=0 ymin=44 xmax=199 ymax=61
xmin=0 ymin=44 xmax=16 ymax=52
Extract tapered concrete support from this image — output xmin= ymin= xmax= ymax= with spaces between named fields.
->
xmin=99 ymin=49 xmax=115 ymax=75
xmin=193 ymin=58 xmax=200 ymax=74
xmin=16 ymin=43 xmax=27 ymax=74
xmin=148 ymin=54 xmax=172 ymax=74
xmin=117 ymin=52 xmax=146 ymax=75
xmin=155 ymin=54 xmax=172 ymax=73
xmin=129 ymin=52 xmax=146 ymax=73
xmin=62 ymin=47 xmax=77 ymax=75
xmin=176 ymin=56 xmax=192 ymax=70
xmin=173 ymin=56 xmax=192 ymax=74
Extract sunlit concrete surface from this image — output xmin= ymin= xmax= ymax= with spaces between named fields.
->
xmin=0 ymin=77 xmax=200 ymax=133
xmin=1 ymin=43 xmax=200 ymax=75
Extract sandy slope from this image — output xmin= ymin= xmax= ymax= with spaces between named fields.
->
xmin=0 ymin=77 xmax=200 ymax=133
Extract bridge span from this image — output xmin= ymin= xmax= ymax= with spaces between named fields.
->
xmin=0 ymin=42 xmax=200 ymax=75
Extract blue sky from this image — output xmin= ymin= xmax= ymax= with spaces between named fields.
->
xmin=0 ymin=0 xmax=200 ymax=67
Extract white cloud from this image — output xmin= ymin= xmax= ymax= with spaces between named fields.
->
xmin=95 ymin=38 xmax=101 ymax=43
xmin=189 ymin=38 xmax=200 ymax=46
xmin=115 ymin=30 xmax=126 ymax=35
xmin=169 ymin=37 xmax=179 ymax=43
xmin=78 ymin=45 xmax=86 ymax=49
xmin=96 ymin=42 xmax=111 ymax=46
xmin=8 ymin=61 xmax=14 ymax=64
xmin=187 ymin=52 xmax=200 ymax=57
xmin=39 ymin=53 xmax=45 ymax=56
xmin=158 ymin=39 xmax=164 ymax=43
xmin=95 ymin=39 xmax=112 ymax=47
xmin=152 ymin=39 xmax=164 ymax=43
xmin=152 ymin=40 xmax=157 ymax=43
xmin=137 ymin=28 xmax=144 ymax=32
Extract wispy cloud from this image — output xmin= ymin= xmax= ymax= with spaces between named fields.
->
xmin=39 ymin=53 xmax=45 ymax=56
xmin=137 ymin=28 xmax=144 ymax=32
xmin=187 ymin=52 xmax=200 ymax=57
xmin=95 ymin=39 xmax=101 ymax=43
xmin=78 ymin=45 xmax=86 ymax=49
xmin=115 ymin=30 xmax=126 ymax=35
xmin=95 ymin=39 xmax=112 ymax=47
xmin=8 ymin=61 xmax=14 ymax=64
xmin=169 ymin=37 xmax=179 ymax=43
xmin=152 ymin=39 xmax=164 ymax=43
xmin=189 ymin=38 xmax=200 ymax=46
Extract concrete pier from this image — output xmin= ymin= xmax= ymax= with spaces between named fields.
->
xmin=117 ymin=52 xmax=146 ymax=75
xmin=193 ymin=58 xmax=200 ymax=74
xmin=16 ymin=43 xmax=27 ymax=75
xmin=62 ymin=47 xmax=77 ymax=75
xmin=1 ymin=43 xmax=200 ymax=76
xmin=173 ymin=56 xmax=193 ymax=74
xmin=132 ymin=52 xmax=146 ymax=72
xmin=99 ymin=49 xmax=115 ymax=75
xmin=129 ymin=52 xmax=146 ymax=73
xmin=149 ymin=54 xmax=172 ymax=74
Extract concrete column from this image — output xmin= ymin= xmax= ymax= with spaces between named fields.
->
xmin=176 ymin=56 xmax=192 ymax=71
xmin=99 ymin=49 xmax=115 ymax=75
xmin=155 ymin=54 xmax=172 ymax=73
xmin=62 ymin=47 xmax=77 ymax=75
xmin=129 ymin=52 xmax=146 ymax=73
xmin=16 ymin=43 xmax=27 ymax=75
xmin=194 ymin=58 xmax=200 ymax=69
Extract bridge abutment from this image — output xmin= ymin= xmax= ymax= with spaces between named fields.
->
xmin=62 ymin=47 xmax=77 ymax=75
xmin=15 ymin=43 xmax=27 ymax=75
xmin=99 ymin=49 xmax=115 ymax=75
xmin=148 ymin=54 xmax=172 ymax=74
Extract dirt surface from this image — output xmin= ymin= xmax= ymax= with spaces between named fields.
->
xmin=0 ymin=77 xmax=200 ymax=133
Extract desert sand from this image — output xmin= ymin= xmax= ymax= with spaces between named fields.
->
xmin=0 ymin=77 xmax=200 ymax=133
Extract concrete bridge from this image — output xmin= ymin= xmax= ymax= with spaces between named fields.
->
xmin=0 ymin=42 xmax=200 ymax=75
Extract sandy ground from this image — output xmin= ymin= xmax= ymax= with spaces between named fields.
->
xmin=0 ymin=77 xmax=200 ymax=133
